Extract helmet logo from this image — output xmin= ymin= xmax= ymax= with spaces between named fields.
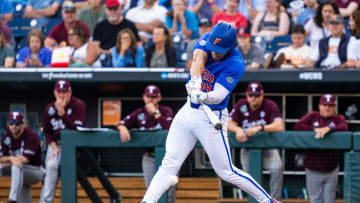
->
xmin=213 ymin=38 xmax=221 ymax=45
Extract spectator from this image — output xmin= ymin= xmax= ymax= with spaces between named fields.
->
xmin=251 ymin=0 xmax=290 ymax=37
xmin=0 ymin=0 xmax=14 ymax=23
xmin=92 ymin=0 xmax=140 ymax=55
xmin=45 ymin=1 xmax=90 ymax=49
xmin=293 ymin=94 xmax=348 ymax=203
xmin=188 ymin=0 xmax=223 ymax=20
xmin=16 ymin=29 xmax=52 ymax=68
xmin=348 ymin=10 xmax=360 ymax=68
xmin=273 ymin=24 xmax=311 ymax=69
xmin=186 ymin=17 xmax=213 ymax=69
xmin=308 ymin=14 xmax=356 ymax=69
xmin=73 ymin=0 xmax=89 ymax=11
xmin=0 ymin=111 xmax=44 ymax=203
xmin=0 ymin=20 xmax=12 ymax=45
xmin=212 ymin=0 xmax=247 ymax=30
xmin=68 ymin=24 xmax=101 ymax=67
xmin=24 ymin=0 xmax=63 ymax=23
xmin=237 ymin=0 xmax=265 ymax=21
xmin=295 ymin=0 xmax=318 ymax=25
xmin=305 ymin=2 xmax=339 ymax=49
xmin=237 ymin=27 xmax=265 ymax=69
xmin=76 ymin=0 xmax=106 ymax=35
xmin=0 ymin=33 xmax=15 ymax=67
xmin=117 ymin=85 xmax=175 ymax=203
xmin=335 ymin=0 xmax=358 ymax=18
xmin=145 ymin=25 xmax=176 ymax=67
xmin=112 ymin=28 xmax=144 ymax=67
xmin=282 ymin=0 xmax=305 ymax=24
xmin=125 ymin=0 xmax=167 ymax=43
xmin=228 ymin=81 xmax=284 ymax=200
xmin=165 ymin=0 xmax=199 ymax=40
xmin=40 ymin=79 xmax=86 ymax=203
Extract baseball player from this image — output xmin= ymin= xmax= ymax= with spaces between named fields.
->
xmin=40 ymin=79 xmax=86 ymax=203
xmin=0 ymin=111 xmax=44 ymax=203
xmin=118 ymin=85 xmax=176 ymax=203
xmin=228 ymin=82 xmax=284 ymax=200
xmin=141 ymin=22 xmax=279 ymax=203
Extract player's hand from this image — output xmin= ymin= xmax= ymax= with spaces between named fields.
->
xmin=145 ymin=103 xmax=156 ymax=115
xmin=314 ymin=127 xmax=331 ymax=139
xmin=11 ymin=156 xmax=24 ymax=168
xmin=185 ymin=76 xmax=202 ymax=94
xmin=235 ymin=128 xmax=248 ymax=143
xmin=119 ymin=126 xmax=131 ymax=143
xmin=55 ymin=98 xmax=66 ymax=116
xmin=190 ymin=90 xmax=207 ymax=104
xmin=52 ymin=145 xmax=61 ymax=158
xmin=245 ymin=126 xmax=262 ymax=137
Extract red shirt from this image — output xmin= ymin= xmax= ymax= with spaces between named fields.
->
xmin=212 ymin=11 xmax=248 ymax=30
xmin=1 ymin=128 xmax=42 ymax=166
xmin=48 ymin=21 xmax=90 ymax=45
xmin=42 ymin=96 xmax=86 ymax=144
xmin=293 ymin=111 xmax=348 ymax=172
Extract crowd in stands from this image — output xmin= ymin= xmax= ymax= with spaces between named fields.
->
xmin=1 ymin=0 xmax=360 ymax=69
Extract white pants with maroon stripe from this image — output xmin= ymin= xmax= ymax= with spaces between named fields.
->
xmin=142 ymin=101 xmax=273 ymax=203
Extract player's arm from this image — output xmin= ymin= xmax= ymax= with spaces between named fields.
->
xmin=263 ymin=119 xmax=284 ymax=132
xmin=293 ymin=113 xmax=314 ymax=131
xmin=62 ymin=101 xmax=86 ymax=129
xmin=197 ymin=82 xmax=229 ymax=104
xmin=190 ymin=49 xmax=207 ymax=77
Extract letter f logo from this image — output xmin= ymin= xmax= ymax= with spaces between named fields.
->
xmin=213 ymin=38 xmax=221 ymax=45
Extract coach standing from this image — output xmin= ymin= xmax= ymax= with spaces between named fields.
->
xmin=0 ymin=111 xmax=44 ymax=203
xmin=294 ymin=94 xmax=348 ymax=203
xmin=228 ymin=81 xmax=284 ymax=200
xmin=40 ymin=79 xmax=86 ymax=203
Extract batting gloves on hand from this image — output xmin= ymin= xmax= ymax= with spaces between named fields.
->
xmin=190 ymin=90 xmax=208 ymax=104
xmin=185 ymin=76 xmax=202 ymax=94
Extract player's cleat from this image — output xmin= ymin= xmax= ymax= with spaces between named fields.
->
xmin=270 ymin=199 xmax=281 ymax=203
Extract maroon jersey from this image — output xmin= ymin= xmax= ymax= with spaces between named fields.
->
xmin=119 ymin=105 xmax=173 ymax=130
xmin=42 ymin=96 xmax=86 ymax=145
xmin=230 ymin=98 xmax=282 ymax=130
xmin=0 ymin=128 xmax=42 ymax=166
xmin=293 ymin=111 xmax=348 ymax=172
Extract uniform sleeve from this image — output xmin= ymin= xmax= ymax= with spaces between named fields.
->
xmin=42 ymin=107 xmax=55 ymax=144
xmin=119 ymin=109 xmax=141 ymax=129
xmin=332 ymin=115 xmax=348 ymax=131
xmin=22 ymin=131 xmax=41 ymax=162
xmin=61 ymin=100 xmax=86 ymax=129
xmin=293 ymin=113 xmax=315 ymax=131
xmin=0 ymin=134 xmax=9 ymax=157
xmin=193 ymin=32 xmax=211 ymax=55
xmin=230 ymin=100 xmax=243 ymax=124
xmin=267 ymin=100 xmax=282 ymax=123
xmin=157 ymin=107 xmax=173 ymax=130
xmin=216 ymin=65 xmax=244 ymax=92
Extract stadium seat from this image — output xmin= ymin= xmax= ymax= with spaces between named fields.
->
xmin=7 ymin=18 xmax=38 ymax=38
xmin=172 ymin=33 xmax=187 ymax=68
xmin=266 ymin=35 xmax=292 ymax=53
xmin=15 ymin=36 xmax=27 ymax=53
xmin=12 ymin=2 xmax=26 ymax=19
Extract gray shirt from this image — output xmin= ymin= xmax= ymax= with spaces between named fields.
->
xmin=150 ymin=52 xmax=167 ymax=67
xmin=0 ymin=45 xmax=14 ymax=67
xmin=77 ymin=4 xmax=106 ymax=35
xmin=237 ymin=43 xmax=264 ymax=67
xmin=186 ymin=38 xmax=199 ymax=61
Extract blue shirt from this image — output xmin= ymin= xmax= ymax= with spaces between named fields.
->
xmin=111 ymin=45 xmax=144 ymax=67
xmin=237 ymin=0 xmax=265 ymax=20
xmin=17 ymin=46 xmax=52 ymax=67
xmin=188 ymin=0 xmax=225 ymax=20
xmin=0 ymin=0 xmax=14 ymax=16
xmin=165 ymin=10 xmax=199 ymax=39
xmin=296 ymin=8 xmax=316 ymax=25
xmin=27 ymin=0 xmax=63 ymax=9
xmin=190 ymin=32 xmax=245 ymax=110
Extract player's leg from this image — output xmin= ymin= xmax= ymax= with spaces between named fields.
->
xmin=17 ymin=185 xmax=31 ymax=203
xmin=305 ymin=168 xmax=324 ymax=203
xmin=263 ymin=149 xmax=283 ymax=200
xmin=142 ymin=104 xmax=198 ymax=203
xmin=323 ymin=166 xmax=339 ymax=203
xmin=194 ymin=109 xmax=273 ymax=203
xmin=240 ymin=148 xmax=249 ymax=172
xmin=8 ymin=165 xmax=24 ymax=202
xmin=40 ymin=145 xmax=61 ymax=203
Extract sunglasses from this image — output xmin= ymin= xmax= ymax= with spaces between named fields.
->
xmin=8 ymin=120 xmax=23 ymax=126
xmin=248 ymin=94 xmax=261 ymax=98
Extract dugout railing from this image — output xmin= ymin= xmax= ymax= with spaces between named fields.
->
xmin=61 ymin=130 xmax=358 ymax=203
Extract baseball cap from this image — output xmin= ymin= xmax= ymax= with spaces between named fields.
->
xmin=199 ymin=18 xmax=212 ymax=27
xmin=237 ymin=26 xmax=251 ymax=37
xmin=144 ymin=85 xmax=161 ymax=97
xmin=246 ymin=82 xmax=264 ymax=94
xmin=8 ymin=111 xmax=25 ymax=123
xmin=319 ymin=94 xmax=336 ymax=105
xmin=54 ymin=79 xmax=72 ymax=92
xmin=106 ymin=0 xmax=121 ymax=7
xmin=206 ymin=22 xmax=237 ymax=54
xmin=329 ymin=14 xmax=344 ymax=24
xmin=62 ymin=1 xmax=76 ymax=12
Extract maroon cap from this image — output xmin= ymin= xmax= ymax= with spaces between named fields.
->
xmin=246 ymin=82 xmax=264 ymax=94
xmin=319 ymin=94 xmax=336 ymax=105
xmin=106 ymin=0 xmax=120 ymax=7
xmin=8 ymin=111 xmax=25 ymax=122
xmin=54 ymin=79 xmax=71 ymax=91
xmin=144 ymin=85 xmax=161 ymax=97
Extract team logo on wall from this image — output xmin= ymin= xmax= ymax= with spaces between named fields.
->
xmin=4 ymin=137 xmax=11 ymax=146
xmin=260 ymin=111 xmax=265 ymax=118
xmin=48 ymin=107 xmax=55 ymax=116
xmin=67 ymin=108 xmax=72 ymax=115
xmin=240 ymin=105 xmax=248 ymax=113
xmin=313 ymin=121 xmax=319 ymax=127
xmin=138 ymin=113 xmax=145 ymax=121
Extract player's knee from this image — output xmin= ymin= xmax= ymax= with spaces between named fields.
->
xmin=46 ymin=159 xmax=59 ymax=172
xmin=11 ymin=165 xmax=22 ymax=175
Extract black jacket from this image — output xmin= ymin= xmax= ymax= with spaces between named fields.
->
xmin=145 ymin=44 xmax=177 ymax=67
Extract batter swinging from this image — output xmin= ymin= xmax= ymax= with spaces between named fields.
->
xmin=141 ymin=22 xmax=279 ymax=203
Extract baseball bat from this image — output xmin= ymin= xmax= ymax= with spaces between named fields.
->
xmin=198 ymin=97 xmax=223 ymax=130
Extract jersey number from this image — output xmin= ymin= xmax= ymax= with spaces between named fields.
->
xmin=201 ymin=70 xmax=214 ymax=92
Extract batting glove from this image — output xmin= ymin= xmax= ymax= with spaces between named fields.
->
xmin=190 ymin=90 xmax=208 ymax=104
xmin=185 ymin=76 xmax=202 ymax=94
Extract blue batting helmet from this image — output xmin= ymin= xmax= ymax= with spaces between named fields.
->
xmin=205 ymin=22 xmax=237 ymax=54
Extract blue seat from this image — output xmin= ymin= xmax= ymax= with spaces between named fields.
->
xmin=172 ymin=33 xmax=187 ymax=68
xmin=266 ymin=35 xmax=292 ymax=53
xmin=15 ymin=36 xmax=27 ymax=53
xmin=7 ymin=18 xmax=38 ymax=38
